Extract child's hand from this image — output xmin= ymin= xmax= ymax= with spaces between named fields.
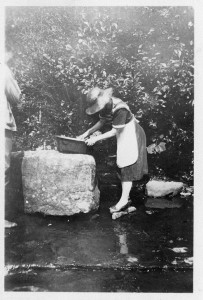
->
xmin=85 ymin=136 xmax=98 ymax=146
xmin=91 ymin=131 xmax=102 ymax=137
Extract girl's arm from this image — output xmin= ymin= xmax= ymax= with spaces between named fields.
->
xmin=78 ymin=119 xmax=106 ymax=140
xmin=85 ymin=128 xmax=117 ymax=146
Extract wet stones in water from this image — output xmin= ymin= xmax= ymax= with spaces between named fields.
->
xmin=112 ymin=206 xmax=136 ymax=220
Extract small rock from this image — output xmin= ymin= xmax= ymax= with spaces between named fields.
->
xmin=184 ymin=257 xmax=193 ymax=265
xmin=90 ymin=214 xmax=100 ymax=221
xmin=145 ymin=210 xmax=154 ymax=215
xmin=112 ymin=206 xmax=136 ymax=220
xmin=180 ymin=192 xmax=191 ymax=197
xmin=171 ymin=259 xmax=178 ymax=265
xmin=163 ymin=265 xmax=168 ymax=269
xmin=5 ymin=221 xmax=17 ymax=228
xmin=112 ymin=211 xmax=128 ymax=220
xmin=146 ymin=180 xmax=184 ymax=197
xmin=127 ymin=206 xmax=136 ymax=213
xmin=171 ymin=247 xmax=188 ymax=253
xmin=127 ymin=256 xmax=138 ymax=263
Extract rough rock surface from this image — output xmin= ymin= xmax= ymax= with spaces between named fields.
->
xmin=22 ymin=150 xmax=100 ymax=216
xmin=146 ymin=180 xmax=184 ymax=198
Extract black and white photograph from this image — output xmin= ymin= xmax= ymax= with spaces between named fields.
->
xmin=2 ymin=0 xmax=201 ymax=296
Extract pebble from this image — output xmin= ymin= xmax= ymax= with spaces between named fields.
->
xmin=112 ymin=207 xmax=136 ymax=220
xmin=127 ymin=257 xmax=138 ymax=263
xmin=171 ymin=247 xmax=188 ymax=253
xmin=184 ymin=257 xmax=193 ymax=265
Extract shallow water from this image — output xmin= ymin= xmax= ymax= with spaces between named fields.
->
xmin=5 ymin=187 xmax=193 ymax=292
xmin=5 ymin=268 xmax=192 ymax=293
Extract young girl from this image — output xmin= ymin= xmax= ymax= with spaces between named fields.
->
xmin=79 ymin=87 xmax=148 ymax=213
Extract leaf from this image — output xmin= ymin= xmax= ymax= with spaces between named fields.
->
xmin=148 ymin=28 xmax=155 ymax=34
xmin=161 ymin=85 xmax=169 ymax=92
xmin=112 ymin=23 xmax=118 ymax=29
xmin=149 ymin=121 xmax=157 ymax=128
xmin=174 ymin=49 xmax=181 ymax=58
xmin=65 ymin=44 xmax=72 ymax=50
xmin=177 ymin=50 xmax=181 ymax=58
xmin=188 ymin=21 xmax=193 ymax=28
xmin=84 ymin=21 xmax=90 ymax=27
xmin=147 ymin=143 xmax=156 ymax=154
xmin=155 ymin=145 xmax=161 ymax=153
xmin=155 ymin=142 xmax=166 ymax=153
xmin=160 ymin=63 xmax=167 ymax=68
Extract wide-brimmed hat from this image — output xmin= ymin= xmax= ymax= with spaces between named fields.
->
xmin=86 ymin=87 xmax=113 ymax=115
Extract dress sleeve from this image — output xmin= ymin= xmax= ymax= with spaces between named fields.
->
xmin=99 ymin=110 xmax=112 ymax=122
xmin=4 ymin=65 xmax=21 ymax=105
xmin=112 ymin=108 xmax=129 ymax=128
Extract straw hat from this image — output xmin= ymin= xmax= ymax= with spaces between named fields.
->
xmin=86 ymin=87 xmax=113 ymax=115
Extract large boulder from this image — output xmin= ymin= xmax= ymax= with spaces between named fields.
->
xmin=22 ymin=150 xmax=100 ymax=216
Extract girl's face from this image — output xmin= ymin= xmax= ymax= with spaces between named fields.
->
xmin=102 ymin=97 xmax=113 ymax=115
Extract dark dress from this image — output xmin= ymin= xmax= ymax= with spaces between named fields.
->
xmin=100 ymin=107 xmax=148 ymax=182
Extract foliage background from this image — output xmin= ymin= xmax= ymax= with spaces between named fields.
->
xmin=5 ymin=6 xmax=194 ymax=183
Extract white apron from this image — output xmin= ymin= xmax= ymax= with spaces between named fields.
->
xmin=112 ymin=100 xmax=138 ymax=168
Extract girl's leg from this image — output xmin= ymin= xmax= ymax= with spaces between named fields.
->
xmin=114 ymin=181 xmax=132 ymax=210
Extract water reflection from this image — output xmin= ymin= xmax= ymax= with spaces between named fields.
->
xmin=113 ymin=223 xmax=128 ymax=255
xmin=112 ymin=222 xmax=141 ymax=264
xmin=118 ymin=233 xmax=128 ymax=255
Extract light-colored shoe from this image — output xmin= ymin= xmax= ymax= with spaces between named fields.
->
xmin=5 ymin=220 xmax=17 ymax=228
xmin=109 ymin=200 xmax=132 ymax=214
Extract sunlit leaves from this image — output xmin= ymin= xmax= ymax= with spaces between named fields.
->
xmin=147 ymin=142 xmax=166 ymax=154
xmin=6 ymin=6 xmax=194 ymax=181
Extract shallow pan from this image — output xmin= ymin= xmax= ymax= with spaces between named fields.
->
xmin=56 ymin=136 xmax=88 ymax=154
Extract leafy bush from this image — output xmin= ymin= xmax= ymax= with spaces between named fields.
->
xmin=6 ymin=6 xmax=194 ymax=182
